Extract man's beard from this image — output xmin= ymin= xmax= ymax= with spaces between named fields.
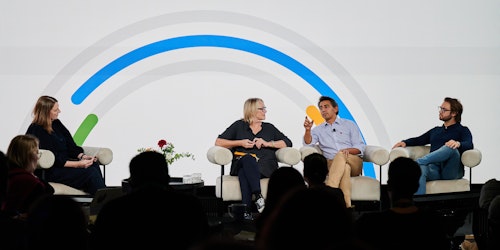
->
xmin=440 ymin=115 xmax=452 ymax=122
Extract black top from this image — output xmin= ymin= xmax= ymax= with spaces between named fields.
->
xmin=218 ymin=119 xmax=292 ymax=177
xmin=26 ymin=119 xmax=83 ymax=169
xmin=354 ymin=207 xmax=450 ymax=250
xmin=90 ymin=186 xmax=210 ymax=250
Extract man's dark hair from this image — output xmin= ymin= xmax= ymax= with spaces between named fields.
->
xmin=318 ymin=96 xmax=339 ymax=115
xmin=128 ymin=151 xmax=170 ymax=188
xmin=387 ymin=157 xmax=421 ymax=199
xmin=445 ymin=97 xmax=463 ymax=123
xmin=303 ymin=153 xmax=328 ymax=186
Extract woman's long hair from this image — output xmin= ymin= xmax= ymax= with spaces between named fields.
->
xmin=7 ymin=134 xmax=39 ymax=172
xmin=32 ymin=95 xmax=58 ymax=134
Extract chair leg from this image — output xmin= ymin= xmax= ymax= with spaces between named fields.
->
xmin=102 ymin=165 xmax=106 ymax=182
xmin=379 ymin=164 xmax=383 ymax=211
xmin=220 ymin=165 xmax=224 ymax=200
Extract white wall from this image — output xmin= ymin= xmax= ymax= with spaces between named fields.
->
xmin=1 ymin=0 xmax=499 ymax=186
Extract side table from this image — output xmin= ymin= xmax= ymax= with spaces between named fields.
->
xmin=169 ymin=177 xmax=204 ymax=195
xmin=121 ymin=177 xmax=204 ymax=196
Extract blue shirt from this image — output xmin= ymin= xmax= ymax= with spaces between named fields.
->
xmin=303 ymin=116 xmax=366 ymax=160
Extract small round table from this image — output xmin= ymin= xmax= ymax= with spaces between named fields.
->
xmin=169 ymin=177 xmax=204 ymax=195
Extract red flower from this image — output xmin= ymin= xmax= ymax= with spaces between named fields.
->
xmin=158 ymin=139 xmax=167 ymax=148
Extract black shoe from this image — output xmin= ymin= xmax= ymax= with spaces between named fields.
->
xmin=244 ymin=212 xmax=254 ymax=221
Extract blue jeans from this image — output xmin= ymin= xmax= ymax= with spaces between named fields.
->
xmin=415 ymin=145 xmax=462 ymax=195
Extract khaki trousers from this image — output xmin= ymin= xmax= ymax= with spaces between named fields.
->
xmin=326 ymin=153 xmax=363 ymax=207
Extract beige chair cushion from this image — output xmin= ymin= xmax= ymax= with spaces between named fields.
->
xmin=425 ymin=178 xmax=470 ymax=194
xmin=49 ymin=182 xmax=89 ymax=195
xmin=351 ymin=176 xmax=381 ymax=201
xmin=207 ymin=146 xmax=301 ymax=202
xmin=215 ymin=175 xmax=269 ymax=201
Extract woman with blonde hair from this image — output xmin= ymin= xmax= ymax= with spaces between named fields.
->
xmin=215 ymin=98 xmax=292 ymax=218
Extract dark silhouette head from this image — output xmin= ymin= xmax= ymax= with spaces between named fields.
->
xmin=128 ymin=151 xmax=170 ymax=189
xmin=387 ymin=157 xmax=421 ymax=201
xmin=265 ymin=166 xmax=306 ymax=211
xmin=257 ymin=187 xmax=353 ymax=250
xmin=26 ymin=195 xmax=89 ymax=250
xmin=303 ymin=152 xmax=328 ymax=187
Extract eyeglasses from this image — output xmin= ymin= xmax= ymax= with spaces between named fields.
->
xmin=438 ymin=106 xmax=451 ymax=113
xmin=257 ymin=107 xmax=267 ymax=111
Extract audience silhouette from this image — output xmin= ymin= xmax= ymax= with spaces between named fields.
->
xmin=302 ymin=153 xmax=346 ymax=205
xmin=463 ymin=178 xmax=500 ymax=250
xmin=89 ymin=151 xmax=210 ymax=250
xmin=354 ymin=156 xmax=449 ymax=250
xmin=0 ymin=150 xmax=29 ymax=250
xmin=3 ymin=135 xmax=54 ymax=218
xmin=256 ymin=186 xmax=360 ymax=250
xmin=24 ymin=194 xmax=89 ymax=250
xmin=254 ymin=166 xmax=306 ymax=240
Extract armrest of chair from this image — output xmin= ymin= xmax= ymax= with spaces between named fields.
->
xmin=299 ymin=146 xmax=322 ymax=161
xmin=38 ymin=149 xmax=55 ymax=169
xmin=207 ymin=146 xmax=232 ymax=166
xmin=83 ymin=146 xmax=113 ymax=166
xmin=462 ymin=149 xmax=481 ymax=168
xmin=276 ymin=147 xmax=301 ymax=166
xmin=390 ymin=146 xmax=481 ymax=169
xmin=389 ymin=146 xmax=430 ymax=162
xmin=363 ymin=145 xmax=389 ymax=166
xmin=206 ymin=146 xmax=301 ymax=166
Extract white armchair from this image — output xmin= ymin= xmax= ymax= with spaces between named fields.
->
xmin=299 ymin=145 xmax=390 ymax=202
xmin=206 ymin=146 xmax=301 ymax=201
xmin=38 ymin=146 xmax=113 ymax=195
xmin=389 ymin=146 xmax=481 ymax=194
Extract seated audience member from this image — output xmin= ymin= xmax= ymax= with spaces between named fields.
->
xmin=302 ymin=152 xmax=346 ymax=206
xmin=0 ymin=151 xmax=6 ymax=207
xmin=256 ymin=187 xmax=360 ymax=250
xmin=25 ymin=194 xmax=89 ymax=250
xmin=462 ymin=178 xmax=500 ymax=250
xmin=254 ymin=166 xmax=306 ymax=239
xmin=479 ymin=178 xmax=500 ymax=210
xmin=303 ymin=152 xmax=330 ymax=188
xmin=2 ymin=135 xmax=54 ymax=217
xmin=354 ymin=156 xmax=449 ymax=250
xmin=0 ymin=150 xmax=28 ymax=250
xmin=90 ymin=151 xmax=210 ymax=250
xmin=487 ymin=195 xmax=500 ymax=250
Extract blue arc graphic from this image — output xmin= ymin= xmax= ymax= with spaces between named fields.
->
xmin=71 ymin=34 xmax=375 ymax=177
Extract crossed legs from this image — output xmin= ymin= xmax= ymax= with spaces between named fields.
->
xmin=236 ymin=155 xmax=262 ymax=210
xmin=326 ymin=153 xmax=363 ymax=207
xmin=415 ymin=145 xmax=461 ymax=195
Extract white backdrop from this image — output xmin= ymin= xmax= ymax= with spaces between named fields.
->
xmin=1 ymin=0 xmax=499 ymax=187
